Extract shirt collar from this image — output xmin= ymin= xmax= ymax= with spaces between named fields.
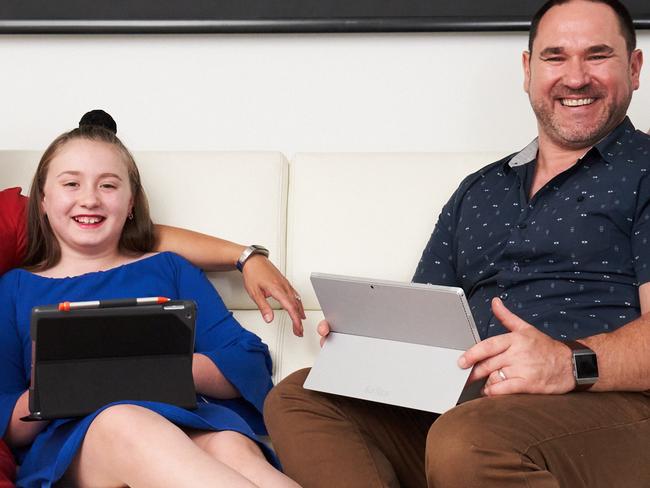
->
xmin=592 ymin=116 xmax=636 ymax=165
xmin=504 ymin=116 xmax=637 ymax=170
xmin=507 ymin=138 xmax=538 ymax=168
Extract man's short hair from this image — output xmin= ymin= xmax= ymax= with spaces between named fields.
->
xmin=528 ymin=0 xmax=637 ymax=55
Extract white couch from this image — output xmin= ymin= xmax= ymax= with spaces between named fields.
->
xmin=0 ymin=149 xmax=505 ymax=383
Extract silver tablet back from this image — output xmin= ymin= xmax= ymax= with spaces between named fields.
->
xmin=304 ymin=273 xmax=481 ymax=413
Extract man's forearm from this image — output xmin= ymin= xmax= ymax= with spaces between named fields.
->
xmin=581 ymin=314 xmax=650 ymax=392
xmin=153 ymin=224 xmax=245 ymax=271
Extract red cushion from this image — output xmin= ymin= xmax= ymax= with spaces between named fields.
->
xmin=0 ymin=440 xmax=15 ymax=486
xmin=0 ymin=187 xmax=28 ymax=274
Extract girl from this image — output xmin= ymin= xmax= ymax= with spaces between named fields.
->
xmin=0 ymin=114 xmax=300 ymax=488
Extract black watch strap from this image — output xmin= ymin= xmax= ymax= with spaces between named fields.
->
xmin=564 ymin=340 xmax=598 ymax=392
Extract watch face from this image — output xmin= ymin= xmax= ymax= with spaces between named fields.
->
xmin=574 ymin=352 xmax=599 ymax=381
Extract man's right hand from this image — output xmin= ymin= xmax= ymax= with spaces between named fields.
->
xmin=317 ymin=320 xmax=331 ymax=347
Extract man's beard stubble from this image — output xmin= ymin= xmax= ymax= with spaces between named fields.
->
xmin=531 ymin=84 xmax=631 ymax=150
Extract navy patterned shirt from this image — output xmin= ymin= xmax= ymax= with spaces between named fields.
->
xmin=413 ymin=118 xmax=650 ymax=341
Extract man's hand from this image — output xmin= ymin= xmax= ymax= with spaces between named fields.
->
xmin=316 ymin=319 xmax=331 ymax=347
xmin=242 ymin=255 xmax=306 ymax=336
xmin=458 ymin=297 xmax=575 ymax=396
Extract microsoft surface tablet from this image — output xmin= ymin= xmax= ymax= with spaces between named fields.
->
xmin=304 ymin=273 xmax=481 ymax=413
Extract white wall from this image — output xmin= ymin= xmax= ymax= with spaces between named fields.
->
xmin=1 ymin=32 xmax=649 ymax=154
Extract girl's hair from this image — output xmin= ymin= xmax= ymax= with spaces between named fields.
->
xmin=23 ymin=110 xmax=155 ymax=270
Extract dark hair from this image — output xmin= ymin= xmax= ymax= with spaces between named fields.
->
xmin=23 ymin=111 xmax=155 ymax=271
xmin=79 ymin=109 xmax=118 ymax=134
xmin=528 ymin=0 xmax=636 ymax=55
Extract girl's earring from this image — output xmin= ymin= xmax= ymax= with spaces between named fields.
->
xmin=128 ymin=210 xmax=134 ymax=221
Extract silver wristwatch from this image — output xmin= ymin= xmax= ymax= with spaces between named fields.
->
xmin=236 ymin=245 xmax=270 ymax=272
xmin=564 ymin=340 xmax=598 ymax=391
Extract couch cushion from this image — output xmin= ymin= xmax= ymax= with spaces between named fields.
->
xmin=273 ymin=310 xmax=323 ymax=382
xmin=136 ymin=151 xmax=288 ymax=310
xmin=0 ymin=150 xmax=41 ymax=191
xmin=233 ymin=310 xmax=322 ymax=383
xmin=0 ymin=150 xmax=289 ymax=310
xmin=287 ymin=152 xmax=506 ymax=309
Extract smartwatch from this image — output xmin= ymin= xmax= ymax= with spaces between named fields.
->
xmin=236 ymin=245 xmax=270 ymax=272
xmin=564 ymin=340 xmax=598 ymax=391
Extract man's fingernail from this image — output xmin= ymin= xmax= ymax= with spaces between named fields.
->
xmin=458 ymin=355 xmax=467 ymax=368
xmin=264 ymin=314 xmax=272 ymax=322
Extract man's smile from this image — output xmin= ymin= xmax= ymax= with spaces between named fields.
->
xmin=560 ymin=97 xmax=596 ymax=107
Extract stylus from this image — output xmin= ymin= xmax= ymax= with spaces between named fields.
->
xmin=57 ymin=297 xmax=170 ymax=311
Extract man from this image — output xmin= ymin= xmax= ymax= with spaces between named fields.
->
xmin=0 ymin=186 xmax=305 ymax=487
xmin=264 ymin=1 xmax=650 ymax=486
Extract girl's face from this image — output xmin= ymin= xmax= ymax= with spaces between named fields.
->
xmin=41 ymin=138 xmax=133 ymax=258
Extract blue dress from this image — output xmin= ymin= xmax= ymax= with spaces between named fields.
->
xmin=0 ymin=252 xmax=275 ymax=487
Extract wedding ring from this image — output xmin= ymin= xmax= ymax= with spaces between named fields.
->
xmin=497 ymin=369 xmax=507 ymax=381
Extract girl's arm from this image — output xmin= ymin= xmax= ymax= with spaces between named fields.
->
xmin=192 ymin=353 xmax=240 ymax=399
xmin=171 ymin=254 xmax=273 ymax=412
xmin=153 ymin=225 xmax=305 ymax=335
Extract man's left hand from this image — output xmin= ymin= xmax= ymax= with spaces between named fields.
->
xmin=458 ymin=297 xmax=575 ymax=395
xmin=241 ymin=255 xmax=306 ymax=336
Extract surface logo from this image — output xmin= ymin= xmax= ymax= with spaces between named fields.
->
xmin=364 ymin=385 xmax=390 ymax=397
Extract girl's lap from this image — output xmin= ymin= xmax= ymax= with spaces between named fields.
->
xmin=61 ymin=405 xmax=260 ymax=488
xmin=20 ymin=401 xmax=271 ymax=487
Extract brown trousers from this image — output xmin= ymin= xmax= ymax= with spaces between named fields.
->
xmin=264 ymin=368 xmax=650 ymax=488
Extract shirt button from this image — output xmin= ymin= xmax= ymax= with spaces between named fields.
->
xmin=517 ymin=223 xmax=527 ymax=229
xmin=500 ymin=292 xmax=508 ymax=300
xmin=512 ymin=265 xmax=520 ymax=272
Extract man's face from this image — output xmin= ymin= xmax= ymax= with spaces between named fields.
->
xmin=523 ymin=0 xmax=643 ymax=150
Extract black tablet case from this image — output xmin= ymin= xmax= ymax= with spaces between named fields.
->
xmin=28 ymin=300 xmax=197 ymax=419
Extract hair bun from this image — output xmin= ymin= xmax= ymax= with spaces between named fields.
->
xmin=78 ymin=109 xmax=117 ymax=134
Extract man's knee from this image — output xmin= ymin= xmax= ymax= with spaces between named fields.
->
xmin=426 ymin=399 xmax=486 ymax=482
xmin=264 ymin=368 xmax=311 ymax=428
xmin=426 ymin=397 xmax=534 ymax=486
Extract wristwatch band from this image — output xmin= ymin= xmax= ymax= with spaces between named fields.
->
xmin=564 ymin=340 xmax=598 ymax=392
xmin=236 ymin=245 xmax=270 ymax=272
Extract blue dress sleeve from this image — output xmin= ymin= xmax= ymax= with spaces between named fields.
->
xmin=0 ymin=272 xmax=27 ymax=438
xmin=168 ymin=254 xmax=273 ymax=413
